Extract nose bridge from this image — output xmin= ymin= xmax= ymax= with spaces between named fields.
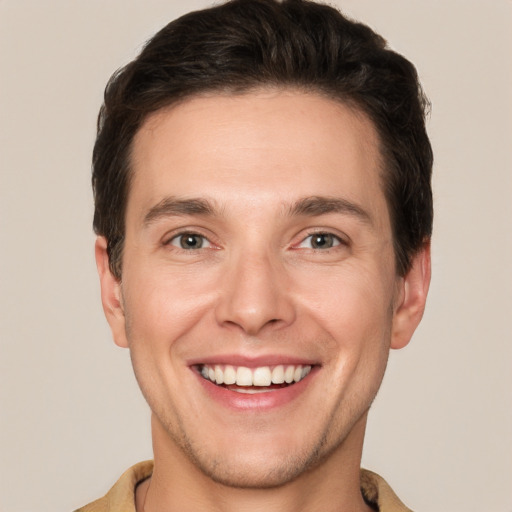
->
xmin=215 ymin=242 xmax=294 ymax=335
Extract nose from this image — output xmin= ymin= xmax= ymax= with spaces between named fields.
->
xmin=215 ymin=248 xmax=296 ymax=335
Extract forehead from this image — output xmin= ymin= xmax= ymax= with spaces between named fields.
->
xmin=128 ymin=89 xmax=388 ymax=228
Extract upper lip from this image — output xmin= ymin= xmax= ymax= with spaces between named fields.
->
xmin=187 ymin=354 xmax=319 ymax=368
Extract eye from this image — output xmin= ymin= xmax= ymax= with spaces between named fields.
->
xmin=168 ymin=233 xmax=211 ymax=250
xmin=298 ymin=233 xmax=342 ymax=250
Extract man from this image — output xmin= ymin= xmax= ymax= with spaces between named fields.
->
xmin=78 ymin=0 xmax=432 ymax=510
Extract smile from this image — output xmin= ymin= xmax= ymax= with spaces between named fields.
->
xmin=199 ymin=364 xmax=312 ymax=393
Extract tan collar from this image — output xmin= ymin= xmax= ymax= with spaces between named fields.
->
xmin=75 ymin=461 xmax=413 ymax=512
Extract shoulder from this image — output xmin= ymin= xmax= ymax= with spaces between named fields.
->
xmin=74 ymin=460 xmax=154 ymax=512
xmin=360 ymin=469 xmax=414 ymax=512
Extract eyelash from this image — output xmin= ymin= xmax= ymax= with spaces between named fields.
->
xmin=295 ymin=231 xmax=346 ymax=250
xmin=164 ymin=230 xmax=346 ymax=252
xmin=165 ymin=231 xmax=213 ymax=251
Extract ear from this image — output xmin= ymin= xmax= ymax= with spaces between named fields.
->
xmin=391 ymin=241 xmax=431 ymax=350
xmin=95 ymin=236 xmax=129 ymax=348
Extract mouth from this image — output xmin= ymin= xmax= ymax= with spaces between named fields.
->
xmin=197 ymin=363 xmax=313 ymax=394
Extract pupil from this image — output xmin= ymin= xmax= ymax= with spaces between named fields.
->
xmin=181 ymin=234 xmax=202 ymax=249
xmin=312 ymin=234 xmax=332 ymax=249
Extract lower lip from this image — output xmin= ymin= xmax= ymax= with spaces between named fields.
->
xmin=195 ymin=368 xmax=318 ymax=411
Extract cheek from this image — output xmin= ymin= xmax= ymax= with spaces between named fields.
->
xmin=121 ymin=261 xmax=220 ymax=343
xmin=299 ymin=263 xmax=395 ymax=396
xmin=121 ymin=268 xmax=209 ymax=411
xmin=298 ymin=263 xmax=395 ymax=340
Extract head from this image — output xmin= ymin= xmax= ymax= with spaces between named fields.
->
xmin=93 ymin=0 xmax=432 ymax=495
xmin=92 ymin=0 xmax=433 ymax=280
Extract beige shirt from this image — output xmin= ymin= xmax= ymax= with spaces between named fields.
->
xmin=75 ymin=461 xmax=412 ymax=512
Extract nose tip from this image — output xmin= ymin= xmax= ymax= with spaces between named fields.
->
xmin=222 ymin=302 xmax=281 ymax=336
xmin=215 ymin=253 xmax=295 ymax=335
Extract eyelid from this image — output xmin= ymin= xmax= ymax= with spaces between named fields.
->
xmin=163 ymin=227 xmax=219 ymax=250
xmin=293 ymin=229 xmax=349 ymax=250
xmin=169 ymin=233 xmax=212 ymax=249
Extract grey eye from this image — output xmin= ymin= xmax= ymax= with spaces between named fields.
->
xmin=170 ymin=233 xmax=210 ymax=250
xmin=298 ymin=233 xmax=341 ymax=249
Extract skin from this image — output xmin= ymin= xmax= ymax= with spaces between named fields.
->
xmin=96 ymin=89 xmax=430 ymax=512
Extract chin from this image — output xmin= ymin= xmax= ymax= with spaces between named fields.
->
xmin=167 ymin=416 xmax=347 ymax=490
xmin=184 ymin=445 xmax=322 ymax=489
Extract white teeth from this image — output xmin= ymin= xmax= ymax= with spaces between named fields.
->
xmin=214 ymin=365 xmax=224 ymax=385
xmin=253 ymin=366 xmax=272 ymax=386
xmin=271 ymin=365 xmax=285 ymax=384
xmin=233 ymin=387 xmax=272 ymax=394
xmin=236 ymin=366 xmax=253 ymax=386
xmin=223 ymin=365 xmax=236 ymax=385
xmin=200 ymin=364 xmax=312 ymax=388
xmin=284 ymin=365 xmax=295 ymax=383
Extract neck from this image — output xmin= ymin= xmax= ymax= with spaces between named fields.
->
xmin=137 ymin=414 xmax=373 ymax=512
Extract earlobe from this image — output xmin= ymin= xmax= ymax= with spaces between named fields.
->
xmin=391 ymin=241 xmax=431 ymax=350
xmin=95 ymin=236 xmax=129 ymax=348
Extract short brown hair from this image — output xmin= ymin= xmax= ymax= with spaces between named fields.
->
xmin=93 ymin=0 xmax=433 ymax=278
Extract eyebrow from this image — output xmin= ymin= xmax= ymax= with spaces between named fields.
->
xmin=143 ymin=197 xmax=217 ymax=225
xmin=287 ymin=196 xmax=373 ymax=225
xmin=142 ymin=195 xmax=372 ymax=226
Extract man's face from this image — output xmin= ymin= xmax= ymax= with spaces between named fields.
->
xmin=97 ymin=89 xmax=428 ymax=487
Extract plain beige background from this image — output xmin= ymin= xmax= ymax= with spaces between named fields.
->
xmin=1 ymin=1 xmax=511 ymax=511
